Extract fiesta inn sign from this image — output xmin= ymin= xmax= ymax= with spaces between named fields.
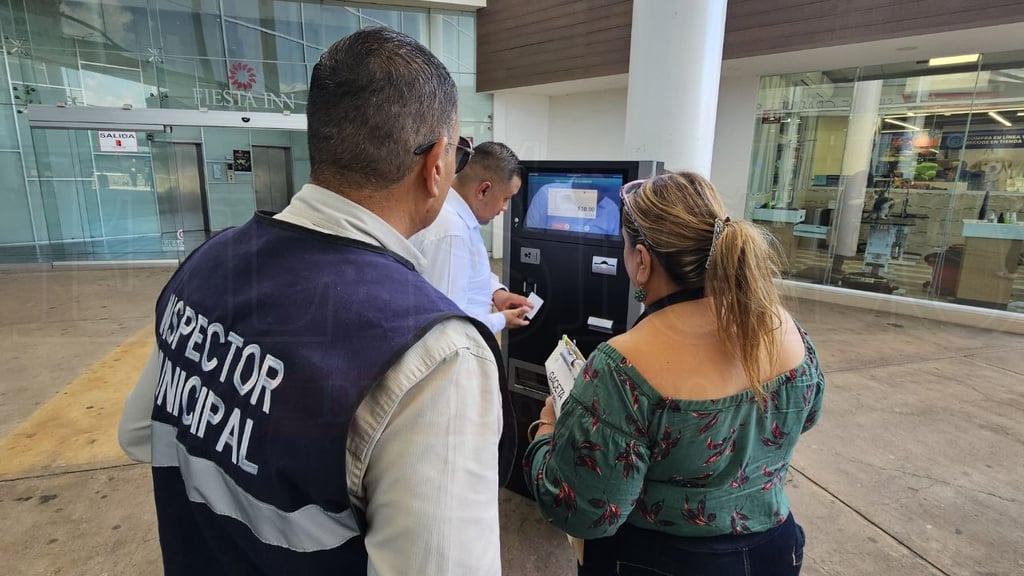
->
xmin=192 ymin=62 xmax=297 ymax=110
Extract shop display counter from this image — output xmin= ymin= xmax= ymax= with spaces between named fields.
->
xmin=955 ymin=220 xmax=1024 ymax=309
xmin=751 ymin=209 xmax=805 ymax=269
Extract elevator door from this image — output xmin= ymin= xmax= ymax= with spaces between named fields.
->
xmin=253 ymin=146 xmax=293 ymax=213
xmin=153 ymin=142 xmax=209 ymax=234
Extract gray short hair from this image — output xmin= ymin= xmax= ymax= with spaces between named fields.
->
xmin=307 ymin=28 xmax=458 ymax=191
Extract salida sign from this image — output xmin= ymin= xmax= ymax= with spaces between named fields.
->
xmin=98 ymin=131 xmax=138 ymax=153
xmin=192 ymin=62 xmax=297 ymax=110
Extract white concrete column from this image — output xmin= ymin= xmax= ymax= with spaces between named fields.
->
xmin=710 ymin=74 xmax=760 ymax=220
xmin=490 ymin=93 xmax=551 ymax=257
xmin=624 ymin=0 xmax=727 ymax=176
xmin=492 ymin=93 xmax=550 ymax=161
xmin=834 ymin=80 xmax=883 ymax=258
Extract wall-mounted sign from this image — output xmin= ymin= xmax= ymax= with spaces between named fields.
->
xmin=97 ymin=131 xmax=138 ymax=152
xmin=192 ymin=62 xmax=298 ymax=110
xmin=233 ymin=149 xmax=252 ymax=172
xmin=757 ymin=95 xmax=903 ymax=114
xmin=941 ymin=130 xmax=1024 ymax=149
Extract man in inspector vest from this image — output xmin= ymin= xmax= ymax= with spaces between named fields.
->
xmin=118 ymin=28 xmax=514 ymax=575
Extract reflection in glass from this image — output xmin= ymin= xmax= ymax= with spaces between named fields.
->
xmin=749 ymin=55 xmax=1024 ymax=313
xmin=0 ymin=1 xmax=489 ymax=265
xmin=94 ymin=154 xmax=158 ymax=241
xmin=747 ymin=72 xmax=858 ymax=281
xmin=402 ymin=11 xmax=429 ymax=43
xmin=7 ymin=49 xmax=83 ymax=108
xmin=0 ymin=151 xmax=33 ymax=244
xmin=224 ymin=0 xmax=305 ymax=62
xmin=453 ymin=73 xmax=492 ymax=124
xmin=31 ymin=129 xmax=93 ymax=180
xmin=305 ymin=3 xmax=359 ymax=62
xmin=360 ymin=8 xmax=401 ymax=29
xmin=81 ymin=61 xmax=148 ymax=108
xmin=156 ymin=0 xmax=225 ymax=59
xmin=0 ymin=106 xmax=22 ymax=149
xmin=59 ymin=0 xmax=152 ymax=52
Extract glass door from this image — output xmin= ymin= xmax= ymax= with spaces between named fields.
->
xmin=152 ymin=141 xmax=210 ymax=260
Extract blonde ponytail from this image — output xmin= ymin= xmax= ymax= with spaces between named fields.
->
xmin=704 ymin=220 xmax=784 ymax=402
xmin=625 ymin=172 xmax=786 ymax=402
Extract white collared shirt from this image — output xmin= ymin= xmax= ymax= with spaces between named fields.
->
xmin=119 ymin=183 xmax=502 ymax=576
xmin=411 ymin=190 xmax=507 ymax=334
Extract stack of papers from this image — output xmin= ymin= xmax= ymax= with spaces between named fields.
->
xmin=544 ymin=335 xmax=585 ymax=417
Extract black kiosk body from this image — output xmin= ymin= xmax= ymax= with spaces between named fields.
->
xmin=502 ymin=160 xmax=661 ymax=497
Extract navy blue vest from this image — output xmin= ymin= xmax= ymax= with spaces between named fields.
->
xmin=150 ymin=213 xmax=515 ymax=575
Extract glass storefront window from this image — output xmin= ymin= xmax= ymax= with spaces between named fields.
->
xmin=224 ymin=0 xmax=306 ymax=63
xmin=0 ymin=1 xmax=490 ymax=265
xmin=8 ymin=48 xmax=83 ymax=107
xmin=0 ymin=151 xmax=32 ymax=243
xmin=747 ymin=71 xmax=857 ymax=278
xmin=436 ymin=10 xmax=475 ymax=74
xmin=81 ymin=59 xmax=148 ymax=108
xmin=748 ymin=53 xmax=1024 ymax=314
xmin=156 ymin=0 xmax=225 ymax=59
xmin=95 ymin=153 xmax=159 ymax=237
xmin=454 ymin=72 xmax=491 ymax=124
xmin=0 ymin=104 xmax=19 ymax=148
xmin=58 ymin=0 xmax=152 ymax=53
xmin=302 ymin=3 xmax=358 ymax=62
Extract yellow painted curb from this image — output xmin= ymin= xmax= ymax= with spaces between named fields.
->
xmin=0 ymin=327 xmax=153 ymax=479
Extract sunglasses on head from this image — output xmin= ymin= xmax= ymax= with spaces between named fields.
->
xmin=414 ymin=135 xmax=474 ymax=174
xmin=620 ymin=179 xmax=648 ymax=244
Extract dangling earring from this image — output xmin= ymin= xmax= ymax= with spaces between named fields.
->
xmin=633 ymin=287 xmax=647 ymax=303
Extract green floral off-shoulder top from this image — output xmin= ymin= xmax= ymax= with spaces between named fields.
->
xmin=525 ymin=324 xmax=825 ymax=540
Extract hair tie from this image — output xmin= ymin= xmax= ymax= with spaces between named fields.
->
xmin=706 ymin=216 xmax=731 ymax=269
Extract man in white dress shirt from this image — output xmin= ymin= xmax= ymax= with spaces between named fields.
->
xmin=412 ymin=141 xmax=533 ymax=333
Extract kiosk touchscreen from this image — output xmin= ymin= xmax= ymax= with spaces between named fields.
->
xmin=503 ymin=160 xmax=661 ymax=497
xmin=523 ymin=172 xmax=623 ymax=236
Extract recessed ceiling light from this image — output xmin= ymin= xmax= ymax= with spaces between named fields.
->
xmin=988 ymin=111 xmax=1012 ymax=127
xmin=884 ymin=118 xmax=921 ymax=131
xmin=928 ymin=54 xmax=980 ymax=66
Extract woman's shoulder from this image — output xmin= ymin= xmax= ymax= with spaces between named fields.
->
xmin=583 ymin=340 xmax=633 ymax=381
xmin=775 ymin=311 xmax=809 ymax=373
xmin=779 ymin=311 xmax=823 ymax=369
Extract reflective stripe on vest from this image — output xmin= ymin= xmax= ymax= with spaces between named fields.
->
xmin=152 ymin=422 xmax=361 ymax=552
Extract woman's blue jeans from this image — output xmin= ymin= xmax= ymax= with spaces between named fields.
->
xmin=578 ymin=514 xmax=806 ymax=576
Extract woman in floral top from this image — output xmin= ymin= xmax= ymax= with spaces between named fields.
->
xmin=526 ymin=172 xmax=825 ymax=575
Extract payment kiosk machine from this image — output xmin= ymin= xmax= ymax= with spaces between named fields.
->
xmin=503 ymin=160 xmax=661 ymax=497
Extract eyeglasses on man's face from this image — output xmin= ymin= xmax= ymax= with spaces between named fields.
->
xmin=620 ymin=178 xmax=647 ymax=244
xmin=414 ymin=135 xmax=474 ymax=174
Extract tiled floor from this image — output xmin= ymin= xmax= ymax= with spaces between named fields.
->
xmin=1 ymin=267 xmax=1022 ymax=575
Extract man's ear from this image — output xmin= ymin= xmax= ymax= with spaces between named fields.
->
xmin=476 ymin=181 xmax=491 ymax=200
xmin=420 ymin=136 xmax=449 ymax=199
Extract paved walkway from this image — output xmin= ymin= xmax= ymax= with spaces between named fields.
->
xmin=1 ymin=268 xmax=1021 ymax=575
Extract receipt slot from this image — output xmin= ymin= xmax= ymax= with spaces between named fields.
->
xmin=502 ymin=160 xmax=661 ymax=497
